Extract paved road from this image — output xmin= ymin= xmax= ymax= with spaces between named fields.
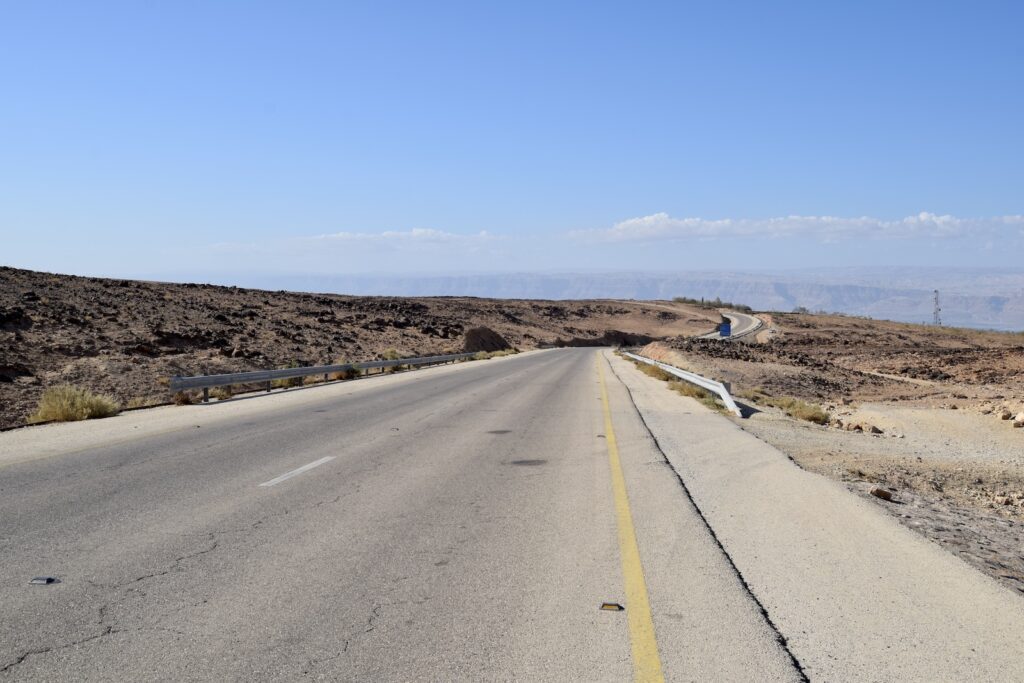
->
xmin=0 ymin=350 xmax=796 ymax=681
xmin=698 ymin=310 xmax=762 ymax=340
xmin=722 ymin=311 xmax=762 ymax=338
xmin=3 ymin=348 xmax=1023 ymax=681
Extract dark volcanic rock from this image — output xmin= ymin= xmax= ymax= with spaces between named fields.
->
xmin=0 ymin=363 xmax=33 ymax=383
xmin=0 ymin=265 xmax=716 ymax=429
xmin=463 ymin=327 xmax=512 ymax=353
xmin=0 ymin=307 xmax=33 ymax=331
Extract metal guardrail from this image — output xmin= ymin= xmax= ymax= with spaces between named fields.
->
xmin=623 ymin=352 xmax=743 ymax=418
xmin=170 ymin=352 xmax=477 ymax=401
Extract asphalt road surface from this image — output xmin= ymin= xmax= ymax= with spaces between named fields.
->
xmin=698 ymin=311 xmax=762 ymax=340
xmin=2 ymin=349 xmax=1022 ymax=681
xmin=722 ymin=311 xmax=761 ymax=338
xmin=0 ymin=350 xmax=796 ymax=681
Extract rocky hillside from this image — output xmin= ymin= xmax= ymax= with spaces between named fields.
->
xmin=0 ymin=267 xmax=718 ymax=429
xmin=240 ymin=268 xmax=1024 ymax=330
xmin=644 ymin=312 xmax=1024 ymax=410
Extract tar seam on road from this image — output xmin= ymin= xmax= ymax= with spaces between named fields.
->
xmin=604 ymin=353 xmax=809 ymax=682
xmin=258 ymin=456 xmax=336 ymax=487
xmin=596 ymin=355 xmax=666 ymax=683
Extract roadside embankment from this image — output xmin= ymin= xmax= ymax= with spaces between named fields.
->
xmin=638 ymin=314 xmax=1024 ymax=597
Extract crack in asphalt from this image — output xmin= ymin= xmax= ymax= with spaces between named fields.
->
xmin=3 ymin=487 xmax=355 ymax=676
xmin=300 ymin=602 xmax=387 ymax=676
xmin=0 ymin=626 xmax=118 ymax=675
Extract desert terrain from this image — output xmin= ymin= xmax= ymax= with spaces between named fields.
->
xmin=641 ymin=312 xmax=1024 ymax=595
xmin=0 ymin=266 xmax=719 ymax=429
xmin=4 ymin=265 xmax=1023 ymax=593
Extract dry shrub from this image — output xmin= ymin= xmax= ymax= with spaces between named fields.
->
xmin=382 ymin=348 xmax=403 ymax=373
xmin=771 ymin=397 xmax=829 ymax=424
xmin=173 ymin=391 xmax=195 ymax=406
xmin=126 ymin=396 xmax=161 ymax=409
xmin=30 ymin=385 xmax=120 ymax=423
xmin=668 ymin=380 xmax=725 ymax=412
xmin=329 ymin=358 xmax=361 ymax=381
xmin=628 ymin=359 xmax=726 ymax=413
xmin=472 ymin=349 xmax=518 ymax=361
xmin=739 ymin=389 xmax=828 ymax=424
xmin=210 ymin=386 xmax=233 ymax=400
xmin=272 ymin=360 xmax=303 ymax=388
xmin=636 ymin=363 xmax=675 ymax=382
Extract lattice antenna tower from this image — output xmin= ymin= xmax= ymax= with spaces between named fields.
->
xmin=933 ymin=289 xmax=942 ymax=326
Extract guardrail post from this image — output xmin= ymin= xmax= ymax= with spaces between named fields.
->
xmin=202 ymin=387 xmax=209 ymax=403
xmin=265 ymin=381 xmax=271 ymax=393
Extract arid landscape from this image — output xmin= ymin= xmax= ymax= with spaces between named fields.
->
xmin=640 ymin=313 xmax=1024 ymax=595
xmin=4 ymin=264 xmax=1023 ymax=594
xmin=0 ymin=266 xmax=719 ymax=429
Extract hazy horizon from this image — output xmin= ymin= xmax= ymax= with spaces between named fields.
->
xmin=6 ymin=262 xmax=1021 ymax=332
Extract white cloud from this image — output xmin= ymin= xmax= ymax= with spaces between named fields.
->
xmin=573 ymin=212 xmax=1024 ymax=243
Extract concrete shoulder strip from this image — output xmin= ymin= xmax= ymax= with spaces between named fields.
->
xmin=606 ymin=351 xmax=1024 ymax=682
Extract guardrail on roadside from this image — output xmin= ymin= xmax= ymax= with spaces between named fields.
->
xmin=170 ymin=352 xmax=476 ymax=402
xmin=623 ymin=352 xmax=743 ymax=418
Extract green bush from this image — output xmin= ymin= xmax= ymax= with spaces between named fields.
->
xmin=30 ymin=385 xmax=120 ymax=423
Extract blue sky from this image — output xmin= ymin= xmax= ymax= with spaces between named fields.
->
xmin=2 ymin=1 xmax=1022 ymax=280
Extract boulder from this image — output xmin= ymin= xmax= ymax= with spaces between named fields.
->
xmin=869 ymin=487 xmax=894 ymax=501
xmin=844 ymin=421 xmax=883 ymax=434
xmin=463 ymin=327 xmax=512 ymax=353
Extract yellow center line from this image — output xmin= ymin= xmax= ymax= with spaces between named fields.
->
xmin=597 ymin=354 xmax=665 ymax=683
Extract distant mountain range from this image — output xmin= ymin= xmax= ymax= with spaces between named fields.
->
xmin=177 ymin=267 xmax=1024 ymax=332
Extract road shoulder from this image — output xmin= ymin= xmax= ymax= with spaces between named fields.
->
xmin=598 ymin=352 xmax=802 ymax=681
xmin=605 ymin=349 xmax=1024 ymax=681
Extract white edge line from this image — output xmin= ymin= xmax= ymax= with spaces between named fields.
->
xmin=258 ymin=456 xmax=336 ymax=487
